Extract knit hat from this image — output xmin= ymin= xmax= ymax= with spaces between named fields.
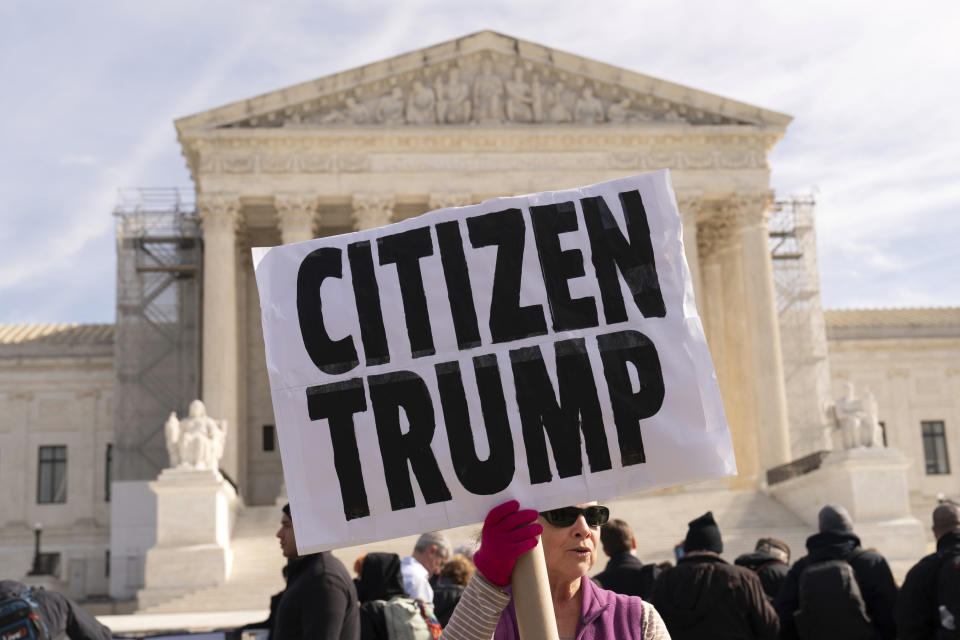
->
xmin=755 ymin=537 xmax=790 ymax=563
xmin=818 ymin=504 xmax=853 ymax=533
xmin=282 ymin=502 xmax=291 ymax=518
xmin=933 ymin=503 xmax=960 ymax=537
xmin=684 ymin=511 xmax=723 ymax=554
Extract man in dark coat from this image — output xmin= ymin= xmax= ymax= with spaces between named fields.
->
xmin=773 ymin=504 xmax=898 ymax=640
xmin=272 ymin=503 xmax=360 ymax=640
xmin=895 ymin=501 xmax=960 ymax=639
xmin=735 ymin=537 xmax=791 ymax=602
xmin=652 ymin=511 xmax=779 ymax=640
xmin=593 ymin=518 xmax=661 ymax=599
xmin=0 ymin=580 xmax=112 ymax=640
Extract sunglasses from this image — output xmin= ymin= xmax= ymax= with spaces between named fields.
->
xmin=539 ymin=505 xmax=610 ymax=528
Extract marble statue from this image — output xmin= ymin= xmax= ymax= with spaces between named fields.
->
xmin=607 ymin=98 xmax=652 ymax=124
xmin=164 ymin=400 xmax=228 ymax=471
xmin=405 ymin=80 xmax=436 ymax=124
xmin=505 ymin=67 xmax=534 ymax=123
xmin=832 ymin=382 xmax=884 ymax=450
xmin=472 ymin=59 xmax=504 ymax=123
xmin=376 ymin=87 xmax=405 ymax=125
xmin=574 ymin=86 xmax=605 ymax=124
xmin=435 ymin=68 xmax=471 ymax=124
xmin=546 ymin=81 xmax=573 ymax=123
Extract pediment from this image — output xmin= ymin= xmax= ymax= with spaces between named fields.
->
xmin=176 ymin=31 xmax=791 ymax=134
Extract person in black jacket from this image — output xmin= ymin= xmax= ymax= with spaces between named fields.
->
xmin=0 ymin=580 xmax=112 ymax=640
xmin=652 ymin=511 xmax=779 ymax=640
xmin=272 ymin=503 xmax=360 ymax=640
xmin=355 ymin=552 xmax=408 ymax=640
xmin=735 ymin=537 xmax=791 ymax=602
xmin=773 ymin=504 xmax=898 ymax=640
xmin=593 ymin=518 xmax=661 ymax=599
xmin=432 ymin=553 xmax=474 ymax=627
xmin=895 ymin=501 xmax=960 ymax=639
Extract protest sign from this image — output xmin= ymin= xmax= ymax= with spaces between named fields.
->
xmin=253 ymin=169 xmax=735 ymax=554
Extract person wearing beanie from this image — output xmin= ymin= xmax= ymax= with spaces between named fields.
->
xmin=895 ymin=501 xmax=960 ymax=639
xmin=735 ymin=537 xmax=791 ymax=602
xmin=272 ymin=502 xmax=360 ymax=640
xmin=773 ymin=504 xmax=898 ymax=640
xmin=651 ymin=511 xmax=779 ymax=640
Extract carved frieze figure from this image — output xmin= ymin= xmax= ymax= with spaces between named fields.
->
xmin=607 ymin=98 xmax=652 ymax=124
xmin=472 ymin=59 xmax=504 ymax=123
xmin=505 ymin=67 xmax=534 ymax=123
xmin=319 ymin=95 xmax=371 ymax=125
xmin=531 ymin=74 xmax=544 ymax=122
xmin=164 ymin=399 xmax=227 ymax=471
xmin=546 ymin=81 xmax=573 ymax=123
xmin=831 ymin=382 xmax=883 ymax=450
xmin=405 ymin=80 xmax=436 ymax=124
xmin=376 ymin=87 xmax=405 ymax=125
xmin=435 ymin=68 xmax=471 ymax=124
xmin=574 ymin=86 xmax=605 ymax=124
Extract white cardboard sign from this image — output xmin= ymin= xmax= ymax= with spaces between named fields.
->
xmin=253 ymin=170 xmax=735 ymax=554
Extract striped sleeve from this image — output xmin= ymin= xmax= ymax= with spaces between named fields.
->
xmin=440 ymin=573 xmax=511 ymax=640
xmin=642 ymin=601 xmax=671 ymax=640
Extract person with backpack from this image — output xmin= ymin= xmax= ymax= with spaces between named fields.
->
xmin=0 ymin=580 xmax=112 ymax=640
xmin=773 ymin=504 xmax=898 ymax=640
xmin=735 ymin=537 xmax=791 ymax=602
xmin=651 ymin=511 xmax=778 ymax=640
xmin=593 ymin=518 xmax=662 ymax=600
xmin=272 ymin=502 xmax=360 ymax=640
xmin=894 ymin=501 xmax=960 ymax=639
xmin=355 ymin=552 xmax=442 ymax=640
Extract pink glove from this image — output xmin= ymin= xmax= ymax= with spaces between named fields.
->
xmin=473 ymin=500 xmax=543 ymax=587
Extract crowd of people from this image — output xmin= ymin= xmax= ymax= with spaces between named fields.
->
xmin=261 ymin=498 xmax=960 ymax=640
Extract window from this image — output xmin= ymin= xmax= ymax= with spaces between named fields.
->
xmin=105 ymin=443 xmax=113 ymax=502
xmin=878 ymin=421 xmax=888 ymax=447
xmin=922 ymin=421 xmax=950 ymax=475
xmin=263 ymin=425 xmax=276 ymax=452
xmin=37 ymin=446 xmax=67 ymax=504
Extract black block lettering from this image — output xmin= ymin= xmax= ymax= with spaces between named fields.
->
xmin=297 ymin=247 xmax=359 ymax=374
xmin=435 ymin=221 xmax=482 ymax=350
xmin=305 ymin=378 xmax=370 ymax=520
xmin=435 ymin=355 xmax=514 ymax=495
xmin=348 ymin=240 xmax=390 ymax=366
xmin=530 ymin=201 xmax=599 ymax=331
xmin=597 ymin=330 xmax=665 ymax=466
xmin=467 ymin=208 xmax=548 ymax=343
xmin=581 ymin=190 xmax=666 ymax=323
xmin=509 ymin=340 xmax=611 ymax=484
xmin=377 ymin=227 xmax=436 ymax=358
xmin=369 ymin=371 xmax=452 ymax=510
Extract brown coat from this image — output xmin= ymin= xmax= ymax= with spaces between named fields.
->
xmin=651 ymin=553 xmax=779 ymax=640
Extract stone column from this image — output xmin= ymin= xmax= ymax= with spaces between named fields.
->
xmin=352 ymin=194 xmax=395 ymax=231
xmin=734 ymin=192 xmax=792 ymax=471
xmin=428 ymin=192 xmax=474 ymax=211
xmin=198 ymin=194 xmax=242 ymax=486
xmin=676 ymin=190 xmax=704 ymax=310
xmin=275 ymin=194 xmax=318 ymax=244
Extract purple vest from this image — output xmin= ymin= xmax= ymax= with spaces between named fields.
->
xmin=494 ymin=575 xmax=645 ymax=640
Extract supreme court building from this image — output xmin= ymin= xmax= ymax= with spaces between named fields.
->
xmin=1 ymin=31 xmax=957 ymax=605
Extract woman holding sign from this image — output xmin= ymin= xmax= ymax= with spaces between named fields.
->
xmin=441 ymin=501 xmax=670 ymax=639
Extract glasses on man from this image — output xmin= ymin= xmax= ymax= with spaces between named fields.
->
xmin=539 ymin=505 xmax=610 ymax=528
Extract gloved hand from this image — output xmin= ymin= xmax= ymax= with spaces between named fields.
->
xmin=472 ymin=500 xmax=543 ymax=587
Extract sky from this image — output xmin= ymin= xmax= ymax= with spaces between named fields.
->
xmin=1 ymin=0 xmax=958 ymax=324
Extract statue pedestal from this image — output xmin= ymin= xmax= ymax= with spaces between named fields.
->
xmin=769 ymin=447 xmax=926 ymax=578
xmin=137 ymin=468 xmax=239 ymax=610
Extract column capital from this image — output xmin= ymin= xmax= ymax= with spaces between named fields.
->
xmin=275 ymin=193 xmax=318 ymax=244
xmin=726 ymin=190 xmax=775 ymax=229
xmin=675 ymin=189 xmax=704 ymax=217
xmin=197 ymin=194 xmax=243 ymax=236
xmin=697 ymin=214 xmax=737 ymax=261
xmin=351 ymin=194 xmax=395 ymax=231
xmin=428 ymin=192 xmax=474 ymax=211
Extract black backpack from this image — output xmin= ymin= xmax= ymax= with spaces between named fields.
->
xmin=0 ymin=586 xmax=50 ymax=640
xmin=794 ymin=550 xmax=875 ymax=640
xmin=938 ymin=552 xmax=960 ymax=638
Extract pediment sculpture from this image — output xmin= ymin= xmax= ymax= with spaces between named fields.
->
xmin=164 ymin=399 xmax=228 ymax=472
xmin=223 ymin=53 xmax=748 ymax=130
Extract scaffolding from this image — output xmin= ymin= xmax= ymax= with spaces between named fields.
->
xmin=769 ymin=196 xmax=834 ymax=458
xmin=113 ymin=188 xmax=201 ymax=481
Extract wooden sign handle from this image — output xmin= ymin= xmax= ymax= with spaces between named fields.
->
xmin=511 ymin=537 xmax=559 ymax=640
